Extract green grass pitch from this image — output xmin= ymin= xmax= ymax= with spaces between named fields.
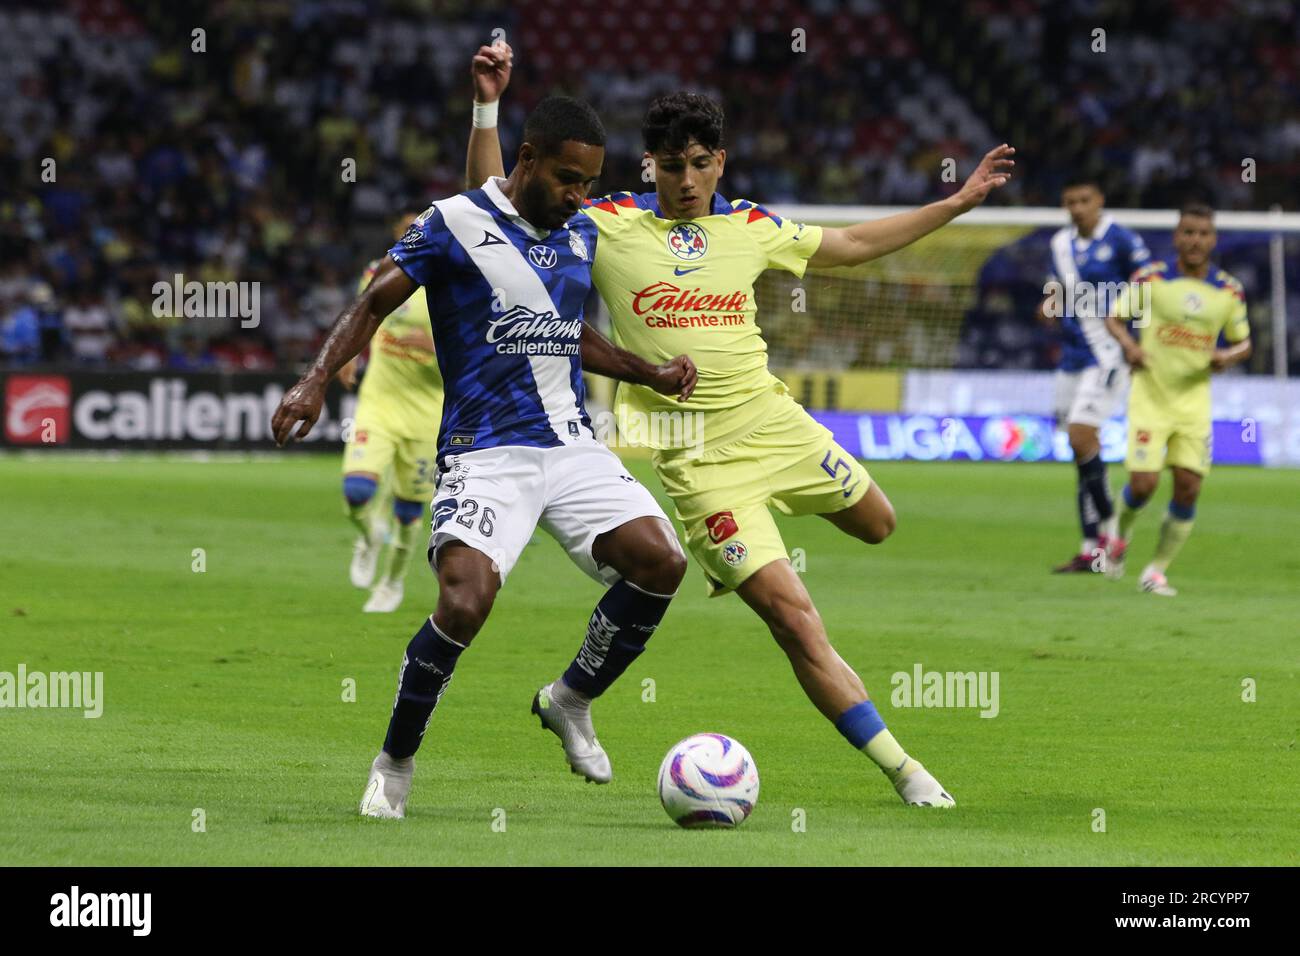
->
xmin=1 ymin=453 xmax=1296 ymax=866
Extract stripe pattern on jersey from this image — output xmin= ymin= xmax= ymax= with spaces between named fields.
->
xmin=438 ymin=194 xmax=589 ymax=447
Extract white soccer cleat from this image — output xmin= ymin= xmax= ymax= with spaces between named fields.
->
xmin=350 ymin=514 xmax=391 ymax=589
xmin=1105 ymin=536 xmax=1128 ymax=580
xmin=363 ymin=578 xmax=405 ymax=613
xmin=359 ymin=752 xmax=413 ymax=819
xmin=531 ymin=681 xmax=612 ymax=784
xmin=350 ymin=536 xmax=381 ymax=589
xmin=893 ymin=761 xmax=955 ymax=808
xmin=1139 ymin=566 xmax=1178 ymax=597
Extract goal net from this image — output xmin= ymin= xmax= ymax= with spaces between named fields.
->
xmin=757 ymin=206 xmax=1298 ymax=377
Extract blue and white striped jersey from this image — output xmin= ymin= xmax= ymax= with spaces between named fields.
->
xmin=389 ymin=177 xmax=600 ymax=465
xmin=1048 ymin=214 xmax=1150 ymax=371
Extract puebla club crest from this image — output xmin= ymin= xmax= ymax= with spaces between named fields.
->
xmin=568 ymin=229 xmax=589 ymax=261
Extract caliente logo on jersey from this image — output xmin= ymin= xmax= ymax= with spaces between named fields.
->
xmin=485 ymin=304 xmax=582 ymax=356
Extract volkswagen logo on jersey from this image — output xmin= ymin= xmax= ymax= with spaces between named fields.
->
xmin=568 ymin=229 xmax=589 ymax=261
xmin=1094 ymin=243 xmax=1113 ymax=261
xmin=528 ymin=244 xmax=558 ymax=269
xmin=667 ymin=222 xmax=707 ymax=261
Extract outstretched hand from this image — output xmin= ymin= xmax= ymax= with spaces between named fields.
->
xmin=953 ymin=144 xmax=1016 ymax=213
xmin=471 ymin=41 xmax=513 ymax=103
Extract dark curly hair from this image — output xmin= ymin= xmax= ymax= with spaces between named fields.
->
xmin=642 ymin=92 xmax=725 ymax=154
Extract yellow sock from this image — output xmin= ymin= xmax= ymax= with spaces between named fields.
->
xmin=865 ymin=729 xmax=917 ymax=781
xmin=381 ymin=517 xmax=422 ymax=584
xmin=1151 ymin=512 xmax=1194 ymax=573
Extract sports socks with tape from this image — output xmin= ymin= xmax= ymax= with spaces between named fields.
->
xmin=383 ymin=617 xmax=467 ymax=759
xmin=561 ymin=580 xmax=673 ymax=699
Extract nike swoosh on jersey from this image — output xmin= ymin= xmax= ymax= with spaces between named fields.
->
xmin=476 ymin=231 xmax=507 ymax=247
xmin=673 ymin=266 xmax=703 ymax=276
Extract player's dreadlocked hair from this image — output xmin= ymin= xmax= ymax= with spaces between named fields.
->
xmin=642 ymin=92 xmax=726 ymax=154
xmin=523 ymin=95 xmax=606 ymax=157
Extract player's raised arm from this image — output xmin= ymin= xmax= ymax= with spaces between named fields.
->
xmin=466 ymin=41 xmax=512 ymax=188
xmin=271 ymin=256 xmax=419 ymax=445
xmin=580 ymin=323 xmax=697 ymax=402
xmin=809 ymin=145 xmax=1015 ymax=269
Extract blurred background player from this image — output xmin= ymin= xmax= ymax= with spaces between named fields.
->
xmin=469 ymin=46 xmax=1013 ymax=807
xmin=339 ymin=203 xmax=444 ymax=614
xmin=1103 ymin=203 xmax=1252 ymax=596
xmin=1036 ymin=176 xmax=1149 ymax=573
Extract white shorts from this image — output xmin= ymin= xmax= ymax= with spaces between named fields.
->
xmin=427 ymin=442 xmax=672 ymax=587
xmin=1054 ymin=365 xmax=1129 ymax=429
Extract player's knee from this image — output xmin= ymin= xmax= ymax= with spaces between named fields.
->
xmin=1129 ymin=473 xmax=1158 ymax=501
xmin=864 ymin=501 xmax=896 ymax=544
xmin=633 ymin=539 xmax=687 ymax=595
xmin=392 ymin=497 xmax=424 ymax=526
xmin=434 ymin=586 xmax=494 ymax=643
xmin=343 ymin=474 xmax=378 ymax=508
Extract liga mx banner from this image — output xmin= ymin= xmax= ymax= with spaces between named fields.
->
xmin=809 ymin=411 xmax=1263 ymax=466
xmin=1 ymin=371 xmax=356 ymax=450
xmin=901 ymin=370 xmax=1300 ymax=467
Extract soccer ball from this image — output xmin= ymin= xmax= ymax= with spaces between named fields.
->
xmin=657 ymin=733 xmax=759 ymax=828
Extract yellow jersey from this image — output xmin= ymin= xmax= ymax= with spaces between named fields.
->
xmin=581 ymin=192 xmax=823 ymax=449
xmin=354 ymin=261 xmax=445 ymax=439
xmin=1114 ymin=260 xmax=1249 ymax=424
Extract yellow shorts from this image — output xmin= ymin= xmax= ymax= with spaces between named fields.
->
xmin=341 ymin=420 xmax=439 ymax=502
xmin=1125 ymin=415 xmax=1212 ymax=475
xmin=653 ymin=394 xmax=872 ymax=596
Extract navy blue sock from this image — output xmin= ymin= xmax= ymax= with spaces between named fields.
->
xmin=1076 ymin=471 xmax=1100 ymax=541
xmin=383 ymin=617 xmax=467 ymax=759
xmin=1078 ymin=452 xmax=1114 ymax=523
xmin=562 ymin=580 xmax=673 ymax=698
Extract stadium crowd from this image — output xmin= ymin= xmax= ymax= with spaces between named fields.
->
xmin=1 ymin=0 xmax=1297 ymax=373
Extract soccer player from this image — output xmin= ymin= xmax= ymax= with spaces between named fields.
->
xmin=272 ymin=96 xmax=700 ymax=818
xmin=339 ymin=204 xmax=445 ymax=614
xmin=1036 ymin=176 xmax=1150 ymax=573
xmin=469 ymin=45 xmax=1013 ymax=806
xmin=1103 ymin=202 xmax=1251 ymax=596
